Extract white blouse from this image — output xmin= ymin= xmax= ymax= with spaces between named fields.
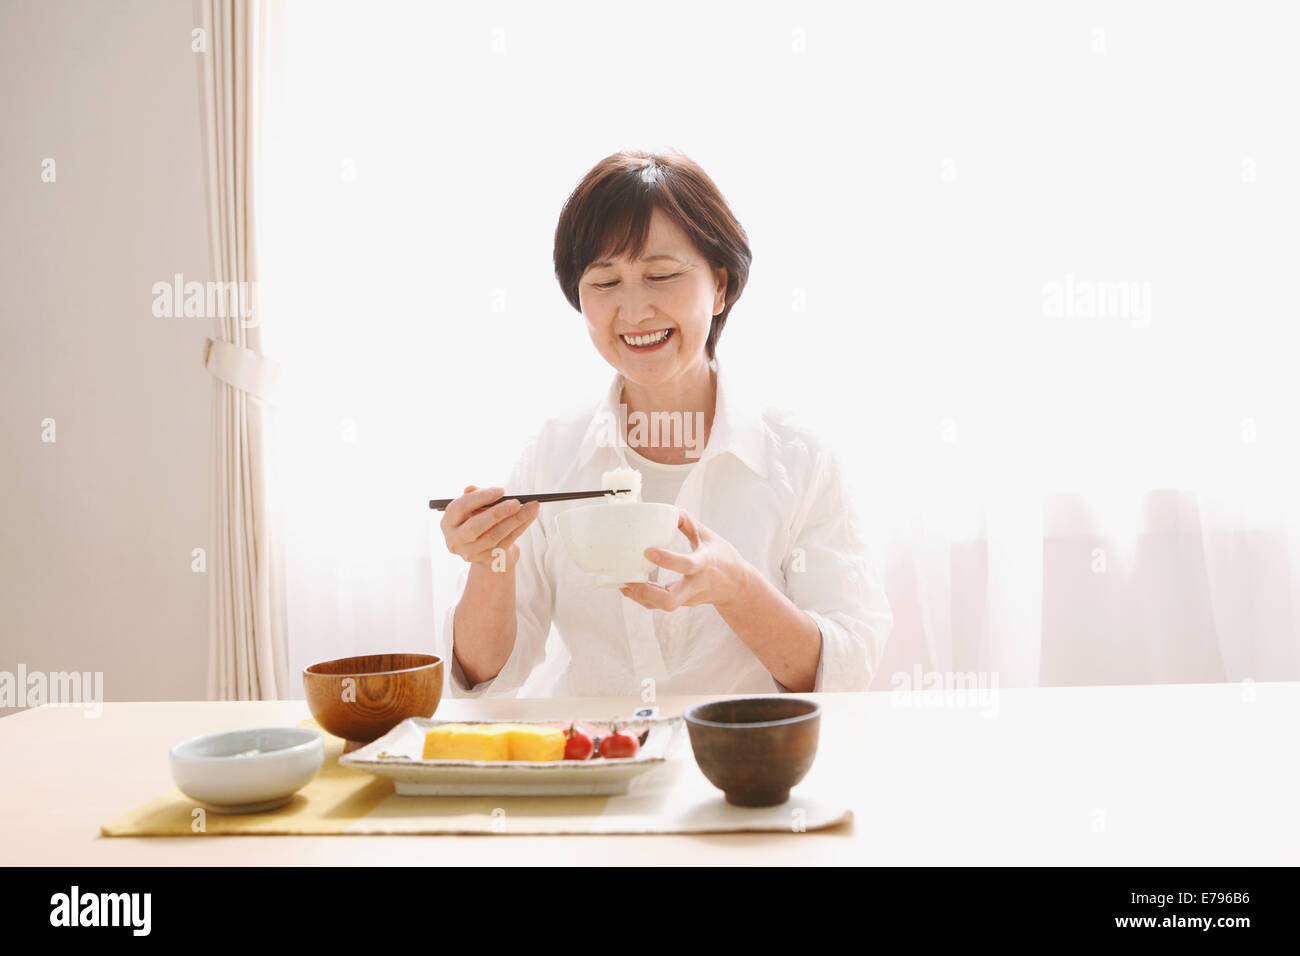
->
xmin=436 ymin=358 xmax=893 ymax=698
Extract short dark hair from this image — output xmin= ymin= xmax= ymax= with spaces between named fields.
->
xmin=553 ymin=149 xmax=752 ymax=361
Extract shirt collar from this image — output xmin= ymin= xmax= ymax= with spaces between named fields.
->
xmin=576 ymin=357 xmax=768 ymax=480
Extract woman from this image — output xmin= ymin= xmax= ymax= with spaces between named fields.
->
xmin=436 ymin=150 xmax=892 ymax=697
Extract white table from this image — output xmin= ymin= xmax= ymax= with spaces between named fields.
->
xmin=1 ymin=682 xmax=1295 ymax=865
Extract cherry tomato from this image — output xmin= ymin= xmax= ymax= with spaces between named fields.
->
xmin=600 ymin=725 xmax=639 ymax=759
xmin=564 ymin=722 xmax=594 ymax=760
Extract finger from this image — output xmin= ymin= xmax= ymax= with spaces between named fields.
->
xmin=616 ymin=580 xmax=660 ymax=608
xmin=466 ymin=501 xmax=536 ymax=557
xmin=442 ymin=484 xmax=477 ymax=535
xmin=644 ymin=546 xmax=699 ymax=574
xmin=452 ymin=509 xmax=517 ymax=561
xmin=665 ymin=576 xmax=705 ymax=608
xmin=457 ymin=499 xmax=538 ymax=561
xmin=620 ymin=582 xmax=676 ymax=611
xmin=677 ymin=509 xmax=703 ymax=550
xmin=457 ymin=496 xmax=522 ymax=544
xmin=494 ymin=501 xmax=540 ymax=552
xmin=617 ymin=585 xmax=653 ymax=609
xmin=465 ymin=485 xmax=509 ymax=515
xmin=446 ymin=485 xmax=503 ymax=527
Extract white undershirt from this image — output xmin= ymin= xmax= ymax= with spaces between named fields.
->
xmin=624 ymin=444 xmax=696 ymax=506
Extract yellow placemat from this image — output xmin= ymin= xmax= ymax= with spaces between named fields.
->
xmin=101 ymin=719 xmax=851 ymax=836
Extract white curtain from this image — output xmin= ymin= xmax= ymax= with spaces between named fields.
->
xmin=256 ymin=1 xmax=1300 ymax=695
xmin=875 ymin=489 xmax=1300 ymax=689
xmin=196 ymin=0 xmax=288 ymax=699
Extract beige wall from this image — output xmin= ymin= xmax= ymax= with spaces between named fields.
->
xmin=0 ymin=0 xmax=211 ymax=709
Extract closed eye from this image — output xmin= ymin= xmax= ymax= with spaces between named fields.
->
xmin=593 ymin=273 xmax=681 ymax=289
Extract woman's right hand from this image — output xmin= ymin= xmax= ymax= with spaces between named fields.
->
xmin=440 ymin=485 xmax=541 ymax=571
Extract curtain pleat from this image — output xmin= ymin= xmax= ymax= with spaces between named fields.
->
xmin=196 ymin=0 xmax=287 ymax=700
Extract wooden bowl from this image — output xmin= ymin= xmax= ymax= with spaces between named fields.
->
xmin=303 ymin=653 xmax=442 ymax=751
xmin=684 ymin=697 xmax=821 ymax=807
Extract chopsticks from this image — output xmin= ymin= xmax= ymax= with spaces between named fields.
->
xmin=428 ymin=489 xmax=632 ymax=511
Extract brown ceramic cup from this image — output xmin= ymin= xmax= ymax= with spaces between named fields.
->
xmin=684 ymin=697 xmax=821 ymax=807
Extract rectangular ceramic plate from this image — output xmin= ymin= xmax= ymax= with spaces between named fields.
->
xmin=339 ymin=716 xmax=686 ymax=796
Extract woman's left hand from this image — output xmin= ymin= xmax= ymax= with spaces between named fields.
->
xmin=619 ymin=509 xmax=752 ymax=612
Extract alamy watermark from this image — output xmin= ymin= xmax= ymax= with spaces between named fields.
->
xmin=1042 ymin=274 xmax=1151 ymax=328
xmin=49 ymin=886 xmax=150 ymax=936
xmin=888 ymin=665 xmax=999 ymax=717
xmin=0 ymin=664 xmax=104 ymax=717
xmin=592 ymin=403 xmax=707 ymax=459
xmin=151 ymin=272 xmax=259 ymax=327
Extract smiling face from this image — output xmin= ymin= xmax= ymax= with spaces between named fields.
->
xmin=578 ymin=207 xmax=727 ymax=389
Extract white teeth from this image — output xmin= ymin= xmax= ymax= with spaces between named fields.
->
xmin=622 ymin=329 xmax=671 ymax=347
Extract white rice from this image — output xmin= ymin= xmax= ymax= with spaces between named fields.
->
xmin=601 ymin=465 xmax=642 ymax=503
